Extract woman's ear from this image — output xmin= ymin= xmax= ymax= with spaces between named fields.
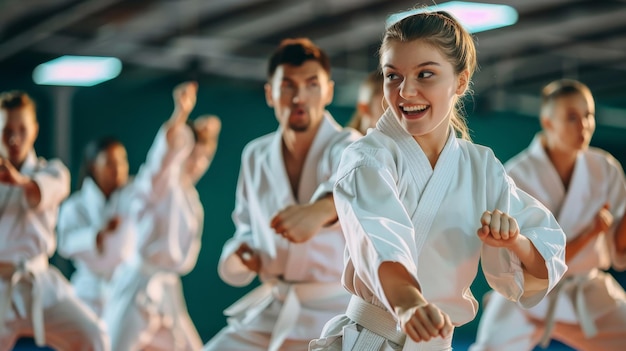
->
xmin=456 ymin=70 xmax=470 ymax=96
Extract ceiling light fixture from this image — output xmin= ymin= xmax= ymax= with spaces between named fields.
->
xmin=386 ymin=1 xmax=518 ymax=33
xmin=33 ymin=55 xmax=122 ymax=86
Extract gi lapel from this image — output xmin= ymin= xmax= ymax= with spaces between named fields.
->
xmin=528 ymin=135 xmax=594 ymax=237
xmin=258 ymin=130 xmax=295 ymax=258
xmin=267 ymin=128 xmax=296 ymax=206
xmin=80 ymin=177 xmax=106 ymax=229
xmin=378 ymin=110 xmax=431 ymax=196
xmin=526 ymin=135 xmax=567 ymax=217
xmin=410 ymin=131 xmax=459 ymax=254
xmin=298 ymin=113 xmax=341 ymax=202
xmin=378 ymin=111 xmax=460 ymax=254
xmin=556 ymin=154 xmax=595 ymax=237
xmin=0 ymin=186 xmax=19 ymax=234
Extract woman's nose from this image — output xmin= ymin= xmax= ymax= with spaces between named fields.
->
xmin=399 ymin=79 xmax=418 ymax=99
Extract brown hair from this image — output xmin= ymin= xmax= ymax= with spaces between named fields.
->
xmin=380 ymin=11 xmax=476 ymax=140
xmin=348 ymin=70 xmax=384 ymax=131
xmin=0 ymin=90 xmax=37 ymax=118
xmin=540 ymin=79 xmax=593 ymax=119
xmin=267 ymin=38 xmax=331 ymax=79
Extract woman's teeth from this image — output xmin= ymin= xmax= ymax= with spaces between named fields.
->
xmin=402 ymin=105 xmax=428 ymax=113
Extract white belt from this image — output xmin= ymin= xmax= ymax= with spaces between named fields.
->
xmin=0 ymin=255 xmax=48 ymax=347
xmin=345 ymin=295 xmax=406 ymax=348
xmin=224 ymin=279 xmax=346 ymax=351
xmin=539 ymin=269 xmax=598 ymax=348
xmin=345 ymin=296 xmax=453 ymax=351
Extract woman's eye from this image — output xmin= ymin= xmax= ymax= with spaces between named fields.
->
xmin=385 ymin=73 xmax=399 ymax=81
xmin=419 ymin=71 xmax=433 ymax=78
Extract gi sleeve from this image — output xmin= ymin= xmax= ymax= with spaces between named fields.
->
xmin=57 ymin=198 xmax=132 ymax=276
xmin=603 ymin=154 xmax=626 ymax=270
xmin=482 ymin=156 xmax=567 ymax=308
xmin=134 ymin=124 xmax=194 ymax=203
xmin=56 ymin=198 xmax=99 ymax=259
xmin=144 ymin=188 xmax=204 ymax=275
xmin=18 ymin=158 xmax=70 ymax=257
xmin=218 ymin=150 xmax=256 ymax=287
xmin=27 ymin=158 xmax=70 ymax=211
xmin=334 ymin=146 xmax=419 ymax=316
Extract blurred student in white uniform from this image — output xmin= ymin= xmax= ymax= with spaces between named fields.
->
xmin=102 ymin=81 xmax=221 ymax=351
xmin=471 ymin=79 xmax=626 ymax=351
xmin=57 ymin=136 xmax=134 ymax=316
xmin=204 ymin=38 xmax=360 ymax=351
xmin=347 ymin=70 xmax=385 ymax=135
xmin=0 ymin=90 xmax=109 ymax=351
xmin=309 ymin=11 xmax=567 ymax=351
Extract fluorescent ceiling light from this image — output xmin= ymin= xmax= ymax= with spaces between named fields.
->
xmin=33 ymin=55 xmax=122 ymax=87
xmin=386 ymin=1 xmax=518 ymax=33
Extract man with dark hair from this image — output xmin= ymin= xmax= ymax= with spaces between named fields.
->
xmin=203 ymin=38 xmax=360 ymax=351
xmin=0 ymin=91 xmax=109 ymax=351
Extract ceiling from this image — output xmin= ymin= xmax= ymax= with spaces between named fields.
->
xmin=1 ymin=0 xmax=626 ymax=126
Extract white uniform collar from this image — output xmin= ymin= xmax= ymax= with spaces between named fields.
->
xmin=17 ymin=151 xmax=38 ymax=175
xmin=80 ymin=176 xmax=106 ymax=207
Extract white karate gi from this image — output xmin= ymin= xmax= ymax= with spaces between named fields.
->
xmin=57 ymin=177 xmax=136 ymax=316
xmin=471 ymin=133 xmax=626 ymax=351
xmin=0 ymin=152 xmax=109 ymax=351
xmin=103 ymin=125 xmax=204 ymax=351
xmin=204 ymin=113 xmax=360 ymax=351
xmin=309 ymin=111 xmax=567 ymax=351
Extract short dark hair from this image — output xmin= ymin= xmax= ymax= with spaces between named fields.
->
xmin=0 ymin=90 xmax=36 ymax=113
xmin=267 ymin=38 xmax=331 ymax=79
xmin=79 ymin=136 xmax=125 ymax=186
